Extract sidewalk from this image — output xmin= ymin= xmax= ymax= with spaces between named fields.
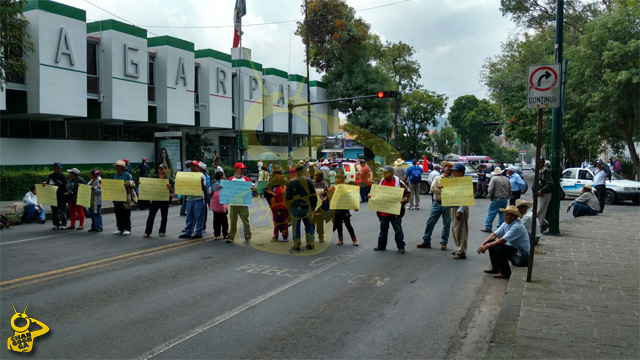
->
xmin=486 ymin=212 xmax=640 ymax=359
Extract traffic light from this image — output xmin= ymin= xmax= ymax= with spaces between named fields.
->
xmin=376 ymin=91 xmax=398 ymax=98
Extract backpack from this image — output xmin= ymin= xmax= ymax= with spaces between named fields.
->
xmin=409 ymin=166 xmax=422 ymax=184
xmin=603 ymin=164 xmax=612 ymax=181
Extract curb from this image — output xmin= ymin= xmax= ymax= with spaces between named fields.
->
xmin=485 ymin=267 xmax=526 ymax=359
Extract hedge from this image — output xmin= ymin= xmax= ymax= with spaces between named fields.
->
xmin=0 ymin=164 xmax=237 ymax=201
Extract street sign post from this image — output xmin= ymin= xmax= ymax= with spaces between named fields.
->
xmin=526 ymin=63 xmax=561 ymax=282
xmin=527 ymin=64 xmax=561 ymax=110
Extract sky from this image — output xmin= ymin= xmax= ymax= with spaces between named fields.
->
xmin=57 ymin=0 xmax=517 ymax=112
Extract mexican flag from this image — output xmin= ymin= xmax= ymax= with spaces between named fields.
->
xmin=233 ymin=0 xmax=246 ymax=48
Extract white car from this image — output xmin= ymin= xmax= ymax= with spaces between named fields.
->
xmin=560 ymin=167 xmax=640 ymax=205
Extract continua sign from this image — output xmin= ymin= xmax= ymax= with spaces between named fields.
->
xmin=527 ymin=64 xmax=561 ymax=109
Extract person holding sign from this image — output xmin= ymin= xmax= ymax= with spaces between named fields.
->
xmin=449 ymin=163 xmax=470 ymax=259
xmin=312 ymin=170 xmax=330 ymax=243
xmin=22 ymin=186 xmax=46 ymax=224
xmin=370 ymin=166 xmax=411 ymax=254
xmin=418 ymin=161 xmax=453 ymax=250
xmin=286 ymin=164 xmax=318 ymax=251
xmin=225 ymin=162 xmax=255 ymax=243
xmin=64 ymin=168 xmax=87 ymax=230
xmin=113 ymin=160 xmax=136 ymax=235
xmin=144 ymin=164 xmax=175 ymax=238
xmin=87 ymin=170 xmax=103 ymax=232
xmin=264 ymin=166 xmax=289 ymax=242
xmin=179 ymin=161 xmax=207 ymax=240
xmin=42 ymin=162 xmax=67 ymax=230
xmin=328 ymin=174 xmax=358 ymax=246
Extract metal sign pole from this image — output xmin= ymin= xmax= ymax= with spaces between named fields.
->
xmin=527 ymin=108 xmax=544 ymax=282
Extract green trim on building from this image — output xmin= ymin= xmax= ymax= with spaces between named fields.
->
xmin=40 ymin=63 xmax=86 ymax=74
xmin=310 ymin=80 xmax=327 ymax=89
xmin=232 ymin=59 xmax=262 ymax=72
xmin=148 ymin=105 xmax=157 ymax=124
xmin=167 ymin=86 xmax=177 ymax=90
xmin=87 ymin=19 xmax=147 ymax=39
xmin=24 ymin=0 xmax=86 ymax=21
xmin=264 ymin=68 xmax=288 ymax=79
xmin=288 ymin=74 xmax=308 ymax=84
xmin=195 ymin=49 xmax=231 ymax=63
xmin=1 ymin=90 xmax=28 ymax=115
xmin=113 ymin=77 xmax=147 ymax=85
xmin=148 ymin=36 xmax=194 ymax=52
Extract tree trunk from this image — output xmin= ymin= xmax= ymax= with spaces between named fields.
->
xmin=621 ymin=117 xmax=640 ymax=180
xmin=393 ymin=96 xmax=401 ymax=150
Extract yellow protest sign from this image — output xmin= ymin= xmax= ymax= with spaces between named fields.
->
xmin=101 ymin=179 xmax=126 ymax=202
xmin=76 ymin=184 xmax=92 ymax=208
xmin=441 ymin=176 xmax=475 ymax=206
xmin=329 ymin=184 xmax=360 ymax=210
xmin=315 ymin=188 xmax=324 ymax=211
xmin=139 ymin=177 xmax=170 ymax=201
xmin=37 ymin=185 xmax=58 ymax=206
xmin=368 ymin=184 xmax=404 ymax=215
xmin=175 ymin=172 xmax=203 ymax=196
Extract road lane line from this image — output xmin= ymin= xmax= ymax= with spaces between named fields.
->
xmin=136 ymin=247 xmax=368 ymax=360
xmin=0 ymin=237 xmax=212 ymax=288
xmin=1 ymin=231 xmax=85 ymax=246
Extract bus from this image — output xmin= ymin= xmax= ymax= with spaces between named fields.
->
xmin=457 ymin=155 xmax=494 ymax=166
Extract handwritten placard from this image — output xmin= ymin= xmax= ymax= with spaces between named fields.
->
xmin=101 ymin=179 xmax=126 ymax=202
xmin=175 ymin=172 xmax=203 ymax=196
xmin=220 ymin=180 xmax=252 ymax=205
xmin=257 ymin=180 xmax=267 ymax=195
xmin=139 ymin=177 xmax=170 ymax=201
xmin=329 ymin=184 xmax=360 ymax=210
xmin=441 ymin=176 xmax=475 ymax=206
xmin=37 ymin=185 xmax=58 ymax=206
xmin=315 ymin=188 xmax=324 ymax=211
xmin=368 ymin=184 xmax=404 ymax=215
xmin=76 ymin=184 xmax=92 ymax=208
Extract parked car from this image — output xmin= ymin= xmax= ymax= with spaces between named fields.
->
xmin=560 ymin=167 xmax=640 ymax=205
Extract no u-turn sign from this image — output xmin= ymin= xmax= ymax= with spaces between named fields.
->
xmin=527 ymin=64 xmax=561 ymax=109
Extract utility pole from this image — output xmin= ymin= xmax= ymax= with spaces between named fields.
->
xmin=305 ymin=0 xmax=312 ymax=159
xmin=549 ymin=0 xmax=564 ymax=235
xmin=393 ymin=75 xmax=401 ymax=150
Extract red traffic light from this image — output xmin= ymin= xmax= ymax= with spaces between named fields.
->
xmin=376 ymin=91 xmax=397 ymax=98
xmin=377 ymin=91 xmax=385 ymax=98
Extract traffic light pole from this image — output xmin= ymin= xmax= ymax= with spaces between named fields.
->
xmin=549 ymin=0 xmax=564 ymax=235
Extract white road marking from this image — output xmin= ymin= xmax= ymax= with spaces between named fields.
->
xmin=137 ymin=247 xmax=367 ymax=360
xmin=0 ymin=231 xmax=83 ymax=246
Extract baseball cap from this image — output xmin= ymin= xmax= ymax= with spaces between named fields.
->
xmin=234 ymin=162 xmax=246 ymax=169
xmin=157 ymin=164 xmax=166 ymax=169
xmin=383 ymin=165 xmax=394 ymax=173
xmin=198 ymin=162 xmax=207 ymax=170
xmin=53 ymin=162 xmax=62 ymax=169
xmin=123 ymin=159 xmax=129 ymax=162
xmin=508 ymin=166 xmax=517 ymax=172
xmin=452 ymin=163 xmax=466 ymax=172
xmin=66 ymin=168 xmax=80 ymax=175
xmin=142 ymin=157 xmax=147 ymax=161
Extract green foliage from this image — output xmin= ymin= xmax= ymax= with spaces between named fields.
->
xmin=376 ymin=41 xmax=422 ymax=92
xmin=488 ymin=144 xmax=521 ymax=164
xmin=0 ymin=0 xmax=34 ymax=91
xmin=185 ymin=130 xmax=214 ymax=161
xmin=397 ymin=89 xmax=447 ymax=159
xmin=433 ymin=124 xmax=458 ymax=156
xmin=448 ymin=95 xmax=501 ymax=155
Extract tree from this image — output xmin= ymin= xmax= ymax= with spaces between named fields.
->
xmin=397 ymin=89 xmax=447 ymax=159
xmin=433 ymin=124 xmax=458 ymax=156
xmin=0 ymin=0 xmax=34 ymax=90
xmin=185 ymin=130 xmax=214 ymax=161
xmin=296 ymin=0 xmax=395 ymax=162
xmin=448 ymin=95 xmax=501 ymax=155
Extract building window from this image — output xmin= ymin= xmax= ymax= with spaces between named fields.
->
xmin=8 ymin=119 xmax=29 ymax=137
xmin=4 ymin=44 xmax=26 ymax=89
xmin=87 ymin=40 xmax=100 ymax=97
xmin=87 ymin=123 xmax=101 ymax=140
xmin=194 ymin=65 xmax=200 ymax=106
xmin=30 ymin=120 xmax=51 ymax=138
xmin=103 ymin=124 xmax=121 ymax=141
xmin=51 ymin=121 xmax=66 ymax=139
xmin=69 ymin=122 xmax=87 ymax=140
xmin=148 ymin=54 xmax=156 ymax=103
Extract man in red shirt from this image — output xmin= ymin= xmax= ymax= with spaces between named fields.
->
xmin=358 ymin=159 xmax=372 ymax=203
xmin=370 ymin=166 xmax=411 ymax=254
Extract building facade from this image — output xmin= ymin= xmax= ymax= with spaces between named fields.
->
xmin=0 ymin=0 xmax=339 ymax=169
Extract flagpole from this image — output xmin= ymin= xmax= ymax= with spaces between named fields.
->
xmin=236 ymin=0 xmax=243 ymax=164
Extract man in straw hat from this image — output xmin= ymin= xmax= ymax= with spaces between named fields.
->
xmin=481 ymin=166 xmax=511 ymax=233
xmin=393 ymin=158 xmax=405 ymax=180
xmin=418 ymin=161 xmax=453 ymax=250
xmin=515 ymin=199 xmax=540 ymax=246
xmin=566 ymin=184 xmax=600 ymax=217
xmin=477 ymin=205 xmax=530 ymax=279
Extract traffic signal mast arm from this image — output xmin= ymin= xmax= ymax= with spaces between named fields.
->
xmin=289 ymin=91 xmax=397 ymax=109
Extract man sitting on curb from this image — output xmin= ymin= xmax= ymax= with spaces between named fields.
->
xmin=23 ymin=185 xmax=47 ymax=224
xmin=566 ymin=184 xmax=600 ymax=217
xmin=477 ymin=205 xmax=530 ymax=279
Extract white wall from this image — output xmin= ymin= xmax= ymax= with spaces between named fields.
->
xmin=149 ymin=42 xmax=195 ymax=126
xmin=88 ymin=27 xmax=148 ymax=122
xmin=262 ymin=74 xmax=288 ymax=134
xmin=310 ymin=85 xmax=329 ymax=136
xmin=288 ymin=79 xmax=309 ymax=135
xmin=24 ymin=9 xmax=87 ymax=117
xmin=197 ymin=54 xmax=232 ymax=129
xmin=236 ymin=66 xmax=263 ymax=132
xmin=0 ymin=85 xmax=5 ymax=111
xmin=0 ymin=138 xmax=154 ymax=166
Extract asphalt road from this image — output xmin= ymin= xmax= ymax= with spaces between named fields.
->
xmin=2 ymin=175 xmax=637 ymax=359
